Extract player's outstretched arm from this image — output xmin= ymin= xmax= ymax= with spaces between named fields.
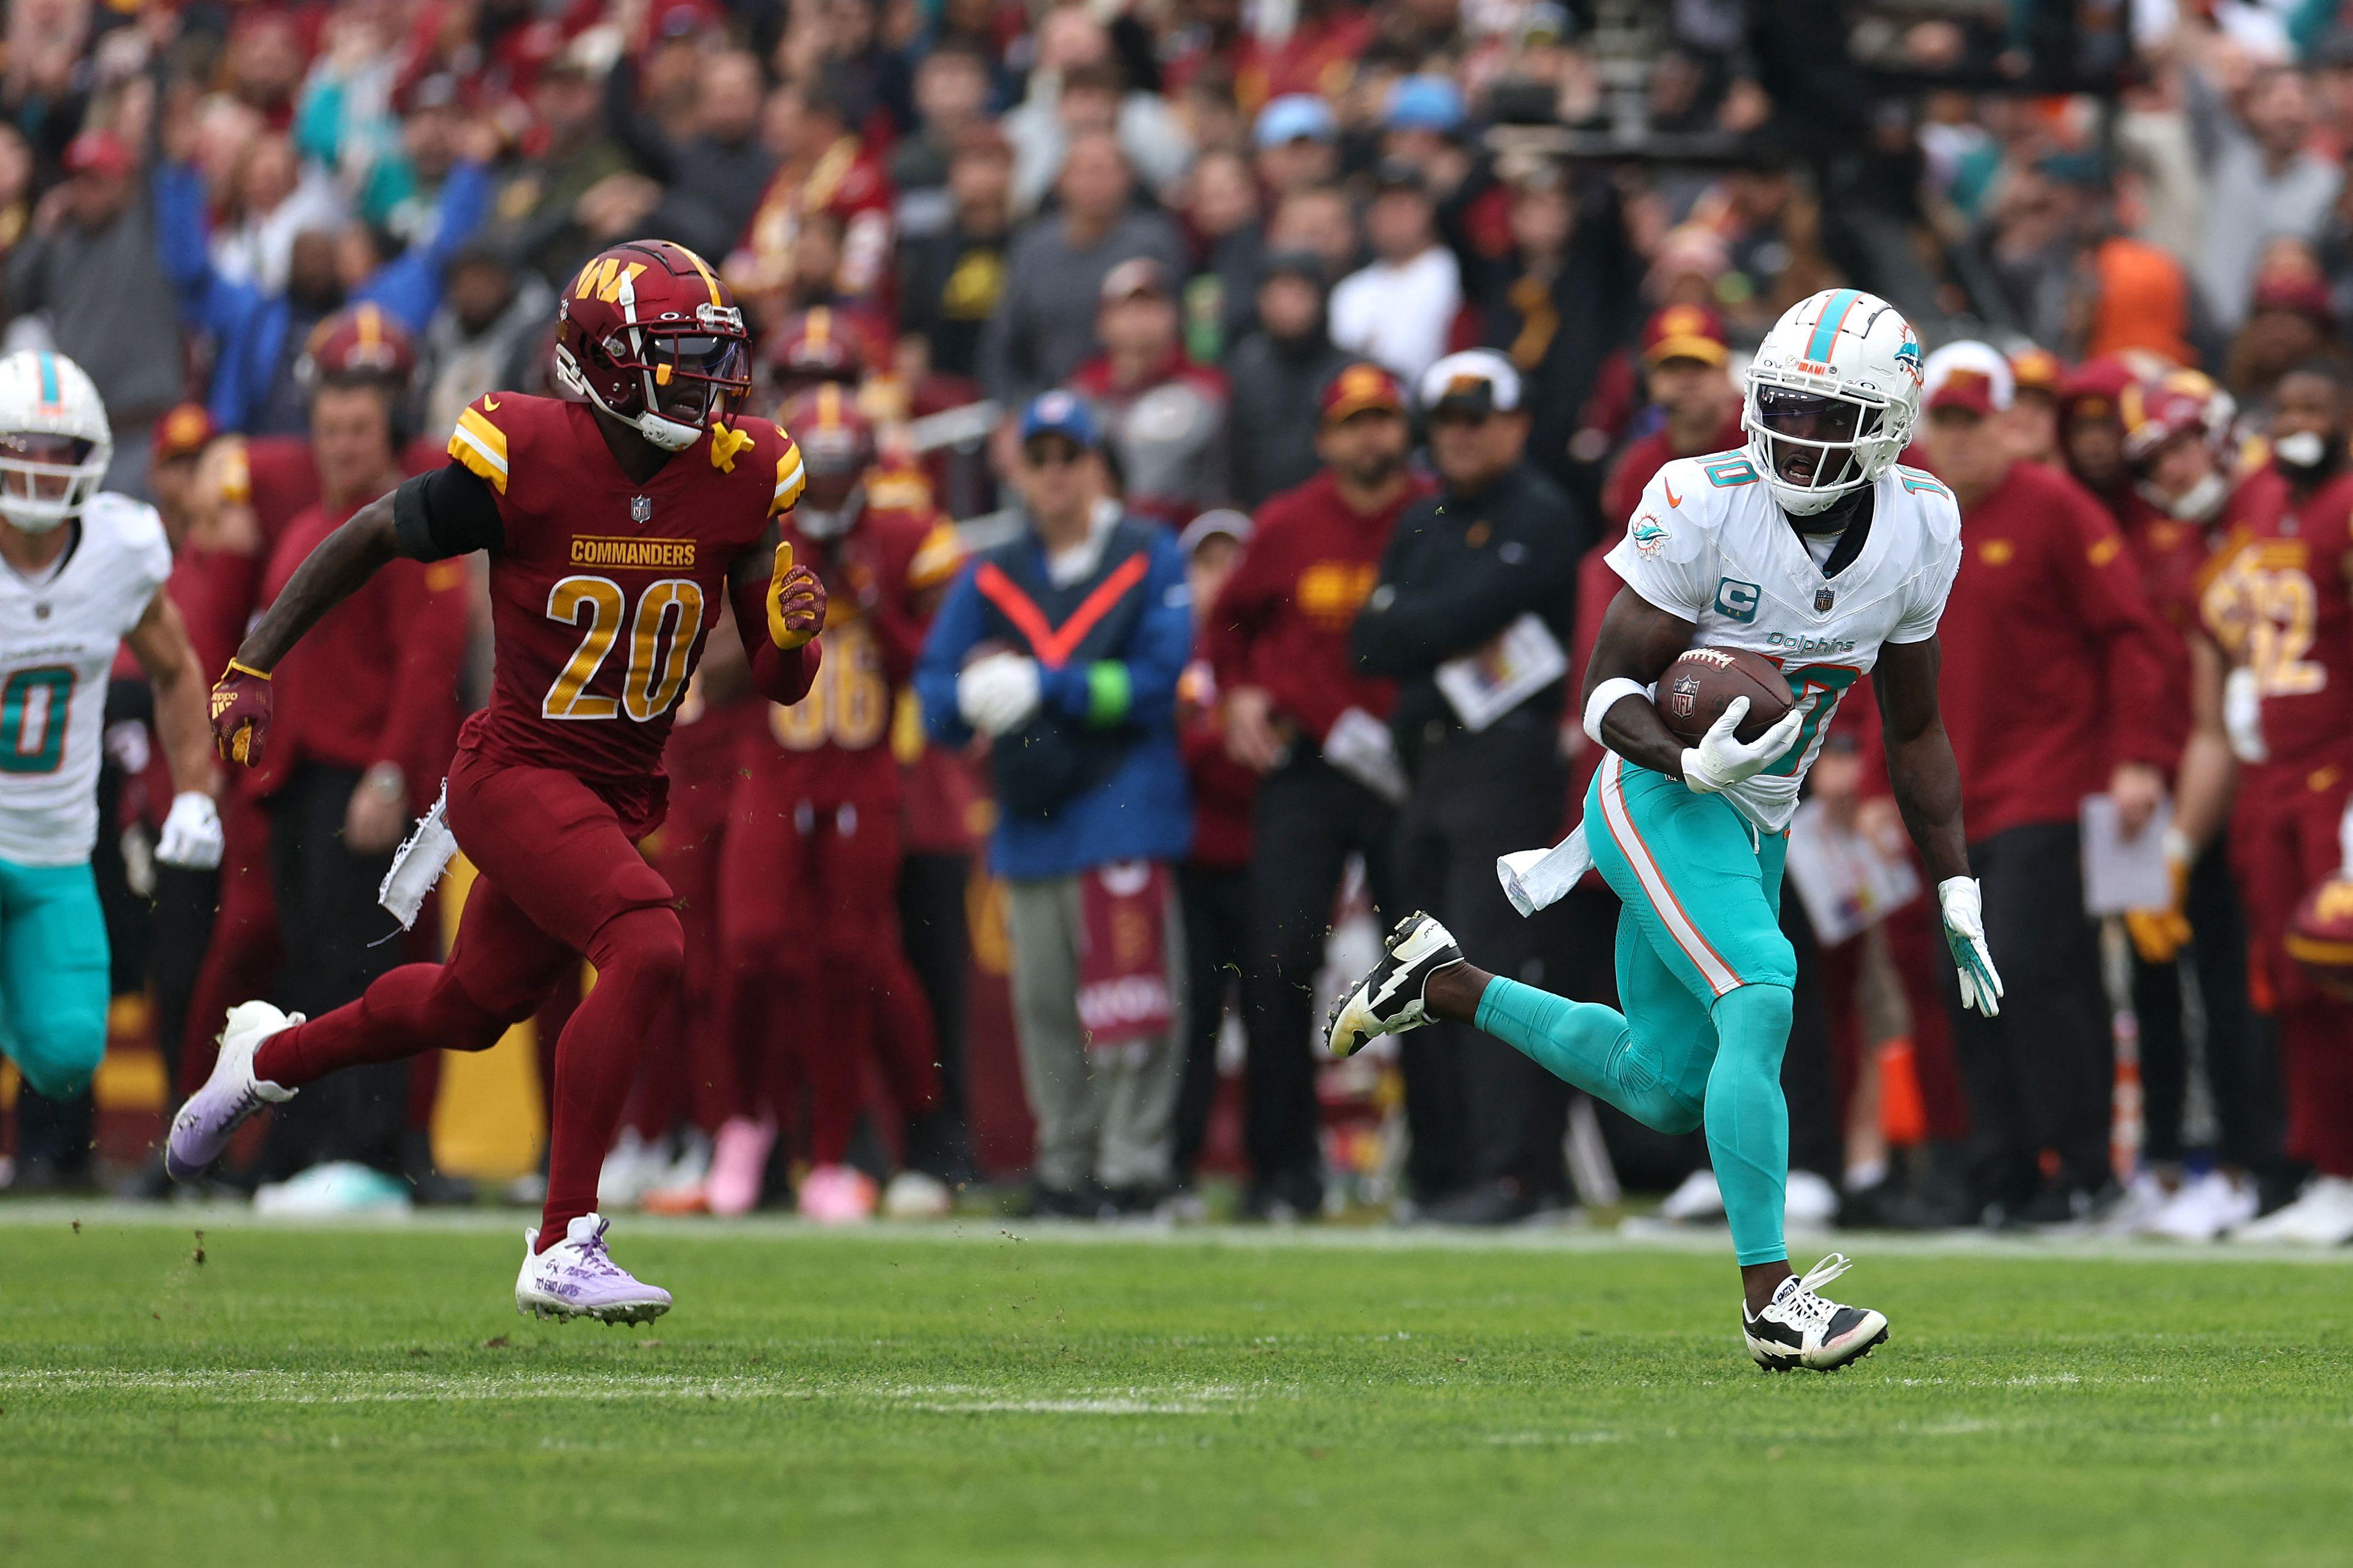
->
xmin=1877 ymin=635 xmax=2003 ymax=1016
xmin=208 ymin=491 xmax=405 ymax=766
xmin=1584 ymin=586 xmax=1699 ymax=779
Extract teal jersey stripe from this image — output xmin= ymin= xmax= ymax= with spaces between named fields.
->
xmin=1804 ymin=289 xmax=1858 ymax=362
xmin=36 ymin=352 xmax=57 ymax=405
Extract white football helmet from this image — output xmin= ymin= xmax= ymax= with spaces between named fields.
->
xmin=1742 ymin=288 xmax=1923 ymax=519
xmin=0 ymin=350 xmax=112 ymax=534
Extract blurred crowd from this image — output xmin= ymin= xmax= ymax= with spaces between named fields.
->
xmin=5 ymin=0 xmax=2353 ymax=1242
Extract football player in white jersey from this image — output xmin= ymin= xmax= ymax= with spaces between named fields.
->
xmin=1328 ymin=289 xmax=2004 ymax=1372
xmin=0 ymin=350 xmax=221 ymax=1107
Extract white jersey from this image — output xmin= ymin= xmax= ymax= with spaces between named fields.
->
xmin=1604 ymin=451 xmax=1963 ymax=834
xmin=0 ymin=492 xmax=173 ymax=865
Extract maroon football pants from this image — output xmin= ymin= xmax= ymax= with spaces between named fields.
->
xmin=2235 ymin=759 xmax=2353 ymax=1178
xmin=720 ymin=780 xmax=941 ymax=1167
xmin=255 ymin=747 xmax=683 ymax=1249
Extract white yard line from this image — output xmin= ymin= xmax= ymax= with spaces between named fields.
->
xmin=0 ymin=1197 xmax=2348 ymax=1265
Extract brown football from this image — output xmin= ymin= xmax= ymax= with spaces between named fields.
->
xmin=1654 ymin=646 xmax=1797 ymax=745
xmin=2287 ymin=876 xmax=2353 ymax=1003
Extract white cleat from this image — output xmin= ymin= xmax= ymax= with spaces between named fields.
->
xmin=2151 ymin=1169 xmax=2257 ymax=1243
xmin=1325 ymin=911 xmax=1463 ymax=1058
xmin=165 ymin=1000 xmax=298 ymax=1182
xmin=2232 ymin=1175 xmax=2353 ymax=1245
xmin=1659 ymin=1168 xmax=1726 ymax=1222
xmin=1742 ymin=1253 xmax=1889 ymax=1372
xmin=516 ymin=1213 xmax=672 ymax=1324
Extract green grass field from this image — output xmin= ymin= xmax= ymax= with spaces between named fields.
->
xmin=2 ymin=1208 xmax=2349 ymax=1567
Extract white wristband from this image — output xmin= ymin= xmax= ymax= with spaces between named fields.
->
xmin=1582 ymin=677 xmax=1652 ymax=749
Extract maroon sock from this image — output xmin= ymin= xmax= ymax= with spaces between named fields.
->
xmin=254 ymin=964 xmax=504 ymax=1086
xmin=537 ymin=908 xmax=686 ymax=1250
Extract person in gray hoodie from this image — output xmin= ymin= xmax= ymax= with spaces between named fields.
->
xmin=978 ymin=131 xmax=1185 ymax=412
xmin=1223 ymin=252 xmax=1351 ymax=509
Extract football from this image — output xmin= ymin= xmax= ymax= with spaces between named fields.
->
xmin=1654 ymin=646 xmax=1797 ymax=745
xmin=2286 ymin=876 xmax=2353 ymax=1002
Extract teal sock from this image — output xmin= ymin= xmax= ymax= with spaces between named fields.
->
xmin=1705 ymin=983 xmax=1794 ymax=1267
xmin=1474 ymin=976 xmax=1703 ymax=1135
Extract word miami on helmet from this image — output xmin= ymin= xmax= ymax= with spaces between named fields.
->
xmin=1743 ymin=288 xmax=1922 ymax=519
xmin=555 ymin=239 xmax=753 ymax=453
xmin=0 ymin=349 xmax=112 ymax=534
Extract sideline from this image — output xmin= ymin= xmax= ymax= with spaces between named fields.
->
xmin=2 ymin=1197 xmax=2349 ymax=1265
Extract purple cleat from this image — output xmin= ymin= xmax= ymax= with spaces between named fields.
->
xmin=166 ymin=1000 xmax=298 ymax=1181
xmin=515 ymin=1213 xmax=673 ymax=1324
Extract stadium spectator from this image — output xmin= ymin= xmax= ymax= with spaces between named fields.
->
xmin=1211 ymin=364 xmax=1424 ymax=1219
xmin=1252 ymin=95 xmax=1340 ymax=199
xmin=1172 ymin=509 xmax=1256 ymax=1204
xmin=420 ymin=245 xmax=556 ymax=445
xmin=1918 ymin=343 xmax=2175 ymax=1225
xmin=2194 ymin=60 xmax=2341 ymax=331
xmin=1068 ymin=258 xmax=1229 ymax=526
xmin=598 ymin=47 xmax=780 ymax=264
xmin=1352 ymin=350 xmax=1583 ymax=1221
xmin=3 ymin=130 xmax=183 ymax=491
xmin=1225 ymin=252 xmax=1351 ymax=509
xmin=917 ymin=392 xmax=1193 ymax=1216
xmin=251 ymin=358 xmax=469 ymax=1205
xmin=1002 ymin=9 xmax=1190 ymax=215
xmin=898 ymin=125 xmax=1016 ymax=384
xmin=979 ymin=132 xmax=1185 ymax=411
xmin=1329 ymin=161 xmax=1462 ymax=384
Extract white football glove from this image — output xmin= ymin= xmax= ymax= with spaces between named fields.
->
xmin=2222 ymin=664 xmax=2268 ymax=764
xmin=1938 ymin=875 xmax=2004 ymax=1018
xmin=1680 ymin=696 xmax=1804 ymax=795
xmin=156 ymin=790 xmax=223 ymax=870
xmin=957 ymin=652 xmax=1043 ymax=737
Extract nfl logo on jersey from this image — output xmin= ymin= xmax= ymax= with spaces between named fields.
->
xmin=1815 ymin=586 xmax=1836 ymax=612
xmin=630 ymin=495 xmax=653 ymax=525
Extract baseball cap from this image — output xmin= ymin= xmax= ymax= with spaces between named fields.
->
xmin=1254 ymin=94 xmax=1338 ymax=149
xmin=1419 ymin=349 xmax=1523 ymax=417
xmin=2009 ymin=345 xmax=2065 ymax=398
xmin=1387 ymin=75 xmax=1466 ymax=134
xmin=1641 ymin=304 xmax=1729 ymax=368
xmin=2059 ymin=355 xmax=2136 ymax=423
xmin=150 ymin=403 xmax=216 ymax=464
xmin=1019 ymin=390 xmax=1102 ymax=450
xmin=1921 ymin=340 xmax=2015 ymax=418
xmin=1179 ymin=509 xmax=1252 ymax=557
xmin=1100 ymin=257 xmax=1171 ymax=304
xmin=63 ymin=130 xmax=133 ymax=180
xmin=1322 ymin=362 xmax=1407 ymax=424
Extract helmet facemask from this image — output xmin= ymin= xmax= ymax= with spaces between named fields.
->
xmin=558 ymin=301 xmax=753 ymax=452
xmin=0 ymin=429 xmax=107 ymax=534
xmin=1745 ymin=379 xmax=1899 ymax=523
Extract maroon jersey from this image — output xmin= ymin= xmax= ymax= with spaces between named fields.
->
xmin=2197 ymin=465 xmax=2353 ymax=768
xmin=746 ymin=499 xmax=961 ymax=803
xmin=444 ymin=392 xmax=806 ymax=794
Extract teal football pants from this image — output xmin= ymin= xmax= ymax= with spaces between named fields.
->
xmin=0 ymin=857 xmax=111 ymax=1100
xmin=1475 ymin=755 xmax=1797 ymax=1265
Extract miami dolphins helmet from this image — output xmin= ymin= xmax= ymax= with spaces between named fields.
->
xmin=1742 ymin=288 xmax=1923 ymax=520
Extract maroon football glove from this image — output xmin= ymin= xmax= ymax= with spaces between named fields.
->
xmin=210 ymin=661 xmax=272 ymax=766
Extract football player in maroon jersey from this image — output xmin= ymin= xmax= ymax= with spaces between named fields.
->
xmin=171 ymin=240 xmax=829 ymax=1323
xmin=716 ymin=384 xmax=963 ymax=1221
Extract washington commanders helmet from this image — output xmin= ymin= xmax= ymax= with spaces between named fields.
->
xmin=2289 ymin=876 xmax=2353 ymax=1003
xmin=778 ymin=382 xmax=876 ymax=536
xmin=555 ymin=239 xmax=752 ymax=452
xmin=297 ymin=304 xmax=418 ymax=390
xmin=763 ymin=307 xmax=874 ymax=399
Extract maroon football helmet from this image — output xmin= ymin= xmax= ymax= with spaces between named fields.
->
xmin=553 ymin=239 xmax=753 ymax=451
xmin=762 ymin=307 xmax=873 ymax=402
xmin=777 ymin=381 xmax=876 ymax=534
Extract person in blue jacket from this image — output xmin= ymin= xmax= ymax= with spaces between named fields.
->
xmin=154 ymin=154 xmax=489 ymax=434
xmin=916 ymin=391 xmax=1195 ymax=1215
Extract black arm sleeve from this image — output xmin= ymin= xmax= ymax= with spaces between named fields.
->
xmin=393 ymin=462 xmax=505 ymax=561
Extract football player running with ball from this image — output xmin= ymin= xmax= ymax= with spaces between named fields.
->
xmin=172 ymin=241 xmax=829 ymax=1323
xmin=1329 ymin=290 xmax=2001 ymax=1372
